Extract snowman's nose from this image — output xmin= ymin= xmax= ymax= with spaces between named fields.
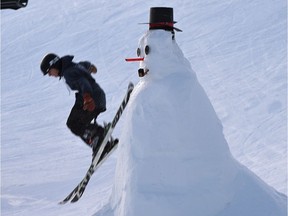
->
xmin=125 ymin=57 xmax=144 ymax=62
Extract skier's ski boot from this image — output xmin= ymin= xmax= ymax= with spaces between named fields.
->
xmin=91 ymin=123 xmax=110 ymax=157
xmin=82 ymin=124 xmax=103 ymax=145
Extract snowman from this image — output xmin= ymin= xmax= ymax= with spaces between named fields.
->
xmin=126 ymin=7 xmax=183 ymax=78
xmin=109 ymin=7 xmax=287 ymax=216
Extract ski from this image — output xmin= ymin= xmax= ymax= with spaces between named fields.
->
xmin=59 ymin=82 xmax=134 ymax=204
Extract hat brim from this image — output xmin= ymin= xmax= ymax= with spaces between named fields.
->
xmin=139 ymin=22 xmax=182 ymax=32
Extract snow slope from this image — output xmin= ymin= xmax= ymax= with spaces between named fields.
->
xmin=1 ymin=0 xmax=287 ymax=215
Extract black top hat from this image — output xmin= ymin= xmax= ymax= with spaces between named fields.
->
xmin=148 ymin=7 xmax=182 ymax=32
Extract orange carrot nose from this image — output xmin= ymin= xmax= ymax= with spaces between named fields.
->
xmin=125 ymin=57 xmax=144 ymax=62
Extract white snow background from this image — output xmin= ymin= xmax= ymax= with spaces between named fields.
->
xmin=1 ymin=0 xmax=287 ymax=216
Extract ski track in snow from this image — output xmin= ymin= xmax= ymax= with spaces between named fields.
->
xmin=1 ymin=0 xmax=287 ymax=215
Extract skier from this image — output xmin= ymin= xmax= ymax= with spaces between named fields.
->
xmin=40 ymin=53 xmax=107 ymax=156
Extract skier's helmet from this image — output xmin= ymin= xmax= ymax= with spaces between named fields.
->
xmin=40 ymin=53 xmax=60 ymax=75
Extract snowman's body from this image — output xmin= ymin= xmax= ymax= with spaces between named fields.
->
xmin=110 ymin=18 xmax=286 ymax=216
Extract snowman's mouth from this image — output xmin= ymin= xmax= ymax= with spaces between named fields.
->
xmin=138 ymin=68 xmax=149 ymax=77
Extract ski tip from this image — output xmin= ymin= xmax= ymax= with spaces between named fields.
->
xmin=128 ymin=82 xmax=134 ymax=88
xmin=58 ymin=200 xmax=66 ymax=205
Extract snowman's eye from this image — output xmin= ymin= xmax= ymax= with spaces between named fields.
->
xmin=137 ymin=48 xmax=141 ymax=57
xmin=145 ymin=45 xmax=150 ymax=55
xmin=137 ymin=45 xmax=150 ymax=57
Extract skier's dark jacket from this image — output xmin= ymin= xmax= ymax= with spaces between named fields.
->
xmin=59 ymin=55 xmax=106 ymax=112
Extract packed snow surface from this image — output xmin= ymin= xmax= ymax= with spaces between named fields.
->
xmin=1 ymin=0 xmax=287 ymax=216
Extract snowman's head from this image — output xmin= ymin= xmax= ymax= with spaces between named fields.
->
xmin=136 ymin=30 xmax=189 ymax=79
xmin=125 ymin=7 xmax=186 ymax=79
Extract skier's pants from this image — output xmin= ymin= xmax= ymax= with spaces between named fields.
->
xmin=66 ymin=102 xmax=102 ymax=139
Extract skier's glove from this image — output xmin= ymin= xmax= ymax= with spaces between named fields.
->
xmin=89 ymin=64 xmax=97 ymax=74
xmin=83 ymin=93 xmax=96 ymax=112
